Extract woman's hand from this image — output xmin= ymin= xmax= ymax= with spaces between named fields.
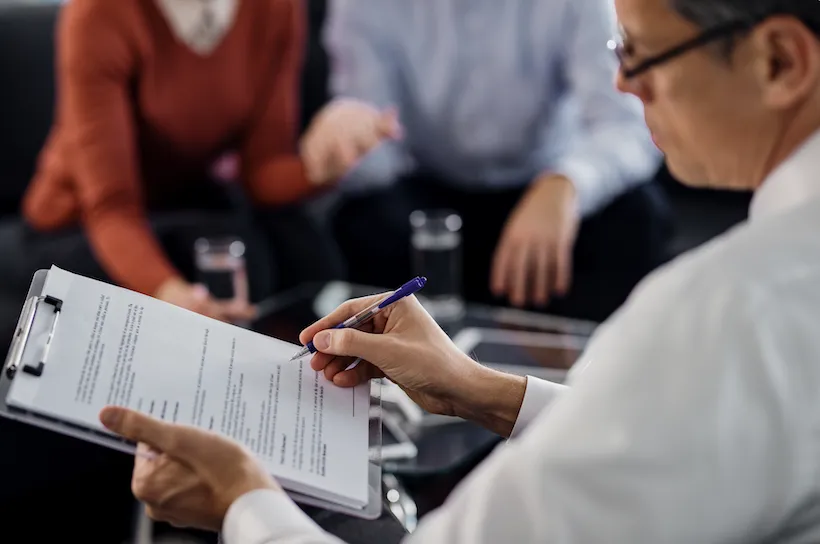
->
xmin=300 ymin=98 xmax=402 ymax=186
xmin=155 ymin=278 xmax=256 ymax=323
xmin=299 ymin=295 xmax=491 ymax=418
xmin=99 ymin=406 xmax=278 ymax=532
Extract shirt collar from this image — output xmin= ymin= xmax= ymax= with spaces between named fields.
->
xmin=154 ymin=0 xmax=238 ymax=55
xmin=749 ymin=128 xmax=820 ymax=222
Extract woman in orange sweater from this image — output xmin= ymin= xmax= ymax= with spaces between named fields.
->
xmin=14 ymin=0 xmax=395 ymax=321
xmin=0 ymin=0 xmax=396 ymax=537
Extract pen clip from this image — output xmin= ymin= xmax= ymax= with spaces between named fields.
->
xmin=377 ymin=277 xmax=427 ymax=309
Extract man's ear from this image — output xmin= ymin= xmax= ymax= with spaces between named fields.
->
xmin=752 ymin=17 xmax=820 ymax=110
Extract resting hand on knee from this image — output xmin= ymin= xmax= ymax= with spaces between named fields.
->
xmin=491 ymin=174 xmax=580 ymax=308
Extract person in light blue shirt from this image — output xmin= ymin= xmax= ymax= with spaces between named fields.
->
xmin=313 ymin=0 xmax=674 ymax=321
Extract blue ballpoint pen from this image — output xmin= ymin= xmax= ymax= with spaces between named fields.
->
xmin=289 ymin=276 xmax=427 ymax=361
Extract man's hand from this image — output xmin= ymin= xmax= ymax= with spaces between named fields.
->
xmin=491 ymin=174 xmax=580 ymax=308
xmin=300 ymin=98 xmax=402 ymax=186
xmin=155 ymin=278 xmax=256 ymax=324
xmin=99 ymin=406 xmax=279 ymax=532
xmin=299 ymin=295 xmax=527 ymax=437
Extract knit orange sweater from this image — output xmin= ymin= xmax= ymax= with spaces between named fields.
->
xmin=24 ymin=0 xmax=314 ymax=295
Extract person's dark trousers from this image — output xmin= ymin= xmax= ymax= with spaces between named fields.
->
xmin=333 ymin=174 xmax=674 ymax=323
xmin=0 ymin=180 xmax=344 ymax=539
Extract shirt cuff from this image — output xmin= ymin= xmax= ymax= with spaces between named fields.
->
xmin=551 ymin=158 xmax=606 ymax=217
xmin=223 ymin=489 xmax=336 ymax=544
xmin=509 ymin=376 xmax=567 ymax=439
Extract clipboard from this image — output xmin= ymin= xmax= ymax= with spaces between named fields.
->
xmin=0 ymin=269 xmax=384 ymax=520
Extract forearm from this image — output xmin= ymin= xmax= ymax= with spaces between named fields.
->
xmin=450 ymin=364 xmax=528 ymax=438
xmin=445 ymin=354 xmax=570 ymax=438
xmin=245 ymin=157 xmax=322 ymax=205
xmin=84 ymin=207 xmax=179 ymax=295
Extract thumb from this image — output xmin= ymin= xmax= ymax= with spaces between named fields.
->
xmin=313 ymin=328 xmax=391 ymax=364
xmin=100 ymin=406 xmax=194 ymax=458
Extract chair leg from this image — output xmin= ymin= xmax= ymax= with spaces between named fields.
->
xmin=131 ymin=500 xmax=154 ymax=544
xmin=383 ymin=473 xmax=418 ymax=533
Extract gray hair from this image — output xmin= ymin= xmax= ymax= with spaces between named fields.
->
xmin=668 ymin=0 xmax=820 ymax=58
xmin=669 ymin=0 xmax=820 ymax=33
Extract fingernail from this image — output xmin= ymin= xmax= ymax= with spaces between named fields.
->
xmin=314 ymin=331 xmax=332 ymax=351
xmin=100 ymin=407 xmax=121 ymax=428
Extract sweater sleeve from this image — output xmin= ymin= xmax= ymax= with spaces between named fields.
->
xmin=57 ymin=0 xmax=179 ymax=294
xmin=239 ymin=0 xmax=318 ymax=205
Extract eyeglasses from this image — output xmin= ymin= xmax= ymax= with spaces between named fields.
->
xmin=608 ymin=19 xmax=759 ymax=80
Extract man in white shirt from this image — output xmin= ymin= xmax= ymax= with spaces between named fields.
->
xmin=98 ymin=0 xmax=820 ymax=541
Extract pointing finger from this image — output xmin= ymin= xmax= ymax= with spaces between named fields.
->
xmin=378 ymin=108 xmax=403 ymax=139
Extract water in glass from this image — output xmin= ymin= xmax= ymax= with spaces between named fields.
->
xmin=410 ymin=210 xmax=464 ymax=321
xmin=194 ymin=237 xmax=249 ymax=305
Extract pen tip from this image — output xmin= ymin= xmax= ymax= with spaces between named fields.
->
xmin=289 ymin=349 xmax=306 ymax=361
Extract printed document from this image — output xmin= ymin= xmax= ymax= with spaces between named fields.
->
xmin=7 ymin=267 xmax=371 ymax=508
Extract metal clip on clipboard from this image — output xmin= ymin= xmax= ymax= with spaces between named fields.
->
xmin=0 ymin=272 xmax=141 ymax=457
xmin=5 ymin=294 xmax=63 ymax=379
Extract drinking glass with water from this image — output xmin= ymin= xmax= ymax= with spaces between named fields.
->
xmin=410 ymin=210 xmax=465 ymax=322
xmin=194 ymin=237 xmax=250 ymax=307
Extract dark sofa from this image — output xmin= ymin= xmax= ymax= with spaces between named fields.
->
xmin=0 ymin=3 xmax=58 ymax=218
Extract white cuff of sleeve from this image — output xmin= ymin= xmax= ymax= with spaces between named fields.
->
xmin=223 ymin=489 xmax=334 ymax=544
xmin=509 ymin=376 xmax=567 ymax=439
xmin=551 ymin=159 xmax=607 ymax=217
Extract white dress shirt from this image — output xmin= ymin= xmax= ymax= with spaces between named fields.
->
xmin=154 ymin=0 xmax=238 ymax=55
xmin=223 ymin=129 xmax=820 ymax=543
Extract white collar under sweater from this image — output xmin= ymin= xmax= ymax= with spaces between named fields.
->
xmin=154 ymin=0 xmax=239 ymax=55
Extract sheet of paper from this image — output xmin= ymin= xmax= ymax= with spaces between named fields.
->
xmin=7 ymin=267 xmax=370 ymax=507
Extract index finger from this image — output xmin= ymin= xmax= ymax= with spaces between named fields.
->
xmin=299 ymin=293 xmax=387 ymax=346
xmin=378 ymin=108 xmax=403 ymax=139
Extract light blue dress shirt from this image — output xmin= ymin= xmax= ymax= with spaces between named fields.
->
xmin=324 ymin=0 xmax=661 ymax=216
